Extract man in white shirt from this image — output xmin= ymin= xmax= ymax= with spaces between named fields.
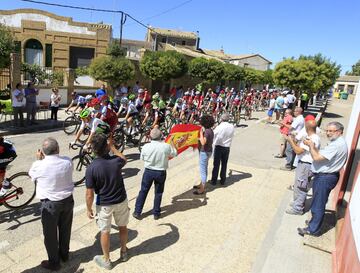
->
xmin=12 ymin=83 xmax=26 ymax=127
xmin=286 ymin=91 xmax=296 ymax=109
xmin=284 ymin=117 xmax=320 ymax=215
xmin=211 ymin=113 xmax=235 ymax=185
xmin=283 ymin=107 xmax=305 ymax=170
xmin=29 ymin=138 xmax=74 ymax=271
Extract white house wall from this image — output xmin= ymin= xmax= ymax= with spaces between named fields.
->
xmin=0 ymin=13 xmax=96 ymax=35
xmin=230 ymin=55 xmax=270 ymax=71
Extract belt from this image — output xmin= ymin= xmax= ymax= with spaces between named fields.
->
xmin=315 ymin=172 xmax=339 ymax=176
xmin=40 ymin=195 xmax=73 ymax=202
xmin=145 ymin=168 xmax=166 ymax=173
xmin=299 ymin=160 xmax=311 ymax=165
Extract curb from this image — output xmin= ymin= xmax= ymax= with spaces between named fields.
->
xmin=0 ymin=121 xmax=64 ymax=136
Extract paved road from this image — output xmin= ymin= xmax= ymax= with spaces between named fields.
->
xmin=0 ymin=109 xmax=268 ymax=254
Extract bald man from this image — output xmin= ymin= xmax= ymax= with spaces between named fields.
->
xmin=284 ymin=119 xmax=320 ymax=215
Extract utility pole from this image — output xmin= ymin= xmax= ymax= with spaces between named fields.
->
xmin=119 ymin=12 xmax=127 ymax=47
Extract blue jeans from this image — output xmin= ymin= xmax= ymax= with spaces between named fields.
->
xmin=211 ymin=146 xmax=230 ymax=184
xmin=285 ymin=142 xmax=295 ymax=166
xmin=308 ymin=173 xmax=339 ymax=234
xmin=199 ymin=151 xmax=212 ymax=184
xmin=135 ymin=168 xmax=167 ymax=216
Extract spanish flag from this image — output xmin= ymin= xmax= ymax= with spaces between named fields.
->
xmin=165 ymin=124 xmax=201 ymax=155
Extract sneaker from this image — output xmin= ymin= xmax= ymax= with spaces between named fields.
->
xmin=0 ymin=188 xmax=9 ymax=197
xmin=93 ymin=255 xmax=112 ymax=270
xmin=132 ymin=212 xmax=141 ymax=220
xmin=285 ymin=208 xmax=303 ymax=215
xmin=120 ymin=249 xmax=129 ymax=262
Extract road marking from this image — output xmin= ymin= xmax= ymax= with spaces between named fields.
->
xmin=0 ymin=240 xmax=9 ymax=250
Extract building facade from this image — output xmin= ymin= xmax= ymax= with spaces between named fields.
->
xmin=0 ymin=9 xmax=112 ymax=71
xmin=334 ymin=75 xmax=360 ymax=95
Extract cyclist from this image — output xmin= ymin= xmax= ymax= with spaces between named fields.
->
xmin=66 ymin=92 xmax=86 ymax=113
xmin=151 ymin=93 xmax=166 ymax=127
xmin=0 ymin=137 xmax=17 ymax=197
xmin=72 ymin=108 xmax=111 ymax=148
xmin=123 ymin=95 xmax=139 ymax=134
xmin=99 ymin=96 xmax=118 ymax=132
xmin=172 ymin=98 xmax=183 ymax=118
xmin=135 ymin=89 xmax=144 ymax=112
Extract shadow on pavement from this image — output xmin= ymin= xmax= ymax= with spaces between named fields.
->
xmin=125 ymin=153 xmax=140 ymax=163
xmin=21 ymin=228 xmax=139 ymax=273
xmin=122 ymin=167 xmax=141 ymax=179
xmin=206 ymin=170 xmax=252 ymax=193
xmin=323 ymin=112 xmax=343 ymax=118
xmin=0 ymin=202 xmax=41 ymax=229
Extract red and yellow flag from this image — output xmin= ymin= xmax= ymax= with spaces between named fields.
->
xmin=165 ymin=124 xmax=201 ymax=155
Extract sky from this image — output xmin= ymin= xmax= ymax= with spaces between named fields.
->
xmin=2 ymin=0 xmax=360 ymax=74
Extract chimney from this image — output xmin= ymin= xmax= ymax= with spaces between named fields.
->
xmin=196 ymin=31 xmax=200 ymax=50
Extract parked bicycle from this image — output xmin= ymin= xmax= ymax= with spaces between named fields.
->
xmin=0 ymin=172 xmax=35 ymax=210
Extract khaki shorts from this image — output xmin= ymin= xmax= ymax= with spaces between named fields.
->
xmin=280 ymin=134 xmax=287 ymax=145
xmin=96 ymin=199 xmax=129 ymax=232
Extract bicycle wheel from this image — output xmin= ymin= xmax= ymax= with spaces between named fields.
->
xmin=72 ymin=155 xmax=91 ymax=186
xmin=3 ymin=172 xmax=36 ymax=210
xmin=63 ymin=116 xmax=79 ymax=135
xmin=138 ymin=132 xmax=151 ymax=152
xmin=78 ymin=127 xmax=90 ymax=144
xmin=113 ymin=129 xmax=125 ymax=152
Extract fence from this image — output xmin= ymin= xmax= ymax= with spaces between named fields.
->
xmin=21 ymin=66 xmax=54 ymax=86
xmin=0 ymin=68 xmax=11 ymax=91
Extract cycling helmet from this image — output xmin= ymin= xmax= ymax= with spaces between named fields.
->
xmin=121 ymin=97 xmax=129 ymax=104
xmin=88 ymin=98 xmax=101 ymax=107
xmin=211 ymin=93 xmax=217 ymax=99
xmin=128 ymin=94 xmax=136 ymax=101
xmin=220 ymin=93 xmax=225 ymax=98
xmin=145 ymin=103 xmax=152 ymax=109
xmin=152 ymin=92 xmax=160 ymax=100
xmin=101 ymin=95 xmax=110 ymax=103
xmin=138 ymin=88 xmax=144 ymax=94
xmin=176 ymin=98 xmax=182 ymax=103
xmin=85 ymin=94 xmax=93 ymax=101
xmin=151 ymin=101 xmax=159 ymax=109
xmin=79 ymin=108 xmax=91 ymax=119
xmin=195 ymin=91 xmax=201 ymax=96
xmin=220 ymin=90 xmax=225 ymax=94
xmin=234 ymin=97 xmax=240 ymax=101
xmin=184 ymin=91 xmax=190 ymax=96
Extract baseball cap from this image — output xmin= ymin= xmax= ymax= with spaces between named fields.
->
xmin=305 ymin=115 xmax=315 ymax=122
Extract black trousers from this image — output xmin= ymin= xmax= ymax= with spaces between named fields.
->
xmin=211 ymin=145 xmax=230 ymax=184
xmin=13 ymin=106 xmax=24 ymax=126
xmin=50 ymin=106 xmax=59 ymax=120
xmin=41 ymin=195 xmax=74 ymax=265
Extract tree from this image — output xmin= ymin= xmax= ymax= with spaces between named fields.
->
xmin=224 ymin=63 xmax=244 ymax=81
xmin=299 ymin=53 xmax=341 ymax=93
xmin=140 ymin=50 xmax=188 ymax=81
xmin=188 ymin=57 xmax=225 ymax=83
xmin=262 ymin=69 xmax=274 ymax=87
xmin=21 ymin=63 xmax=49 ymax=83
xmin=0 ymin=23 xmax=15 ymax=68
xmin=88 ymin=56 xmax=135 ymax=89
xmin=107 ymin=40 xmax=126 ymax=58
xmin=346 ymin=59 xmax=360 ymax=76
xmin=273 ymin=58 xmax=320 ymax=96
xmin=243 ymin=68 xmax=260 ymax=89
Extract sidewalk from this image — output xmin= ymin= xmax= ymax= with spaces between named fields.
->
xmin=1 ymin=155 xmax=295 ymax=273
xmin=0 ymin=108 xmax=69 ymax=136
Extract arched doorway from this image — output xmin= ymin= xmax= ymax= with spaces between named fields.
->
xmin=24 ymin=39 xmax=43 ymax=66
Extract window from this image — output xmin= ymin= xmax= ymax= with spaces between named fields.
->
xmin=45 ymin=44 xmax=52 ymax=67
xmin=182 ymin=40 xmax=186 ymax=45
xmin=161 ymin=37 xmax=167 ymax=43
xmin=69 ymin=47 xmax=95 ymax=68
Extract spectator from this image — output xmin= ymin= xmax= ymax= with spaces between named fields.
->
xmin=120 ymin=84 xmax=128 ymax=95
xmin=193 ymin=115 xmax=215 ymax=195
xmin=298 ymin=122 xmax=348 ymax=236
xmin=50 ymin=88 xmax=61 ymax=121
xmin=284 ymin=117 xmax=320 ymax=215
xmin=275 ymin=109 xmax=293 ymax=159
xmin=176 ymin=85 xmax=184 ymax=99
xmin=25 ymin=82 xmax=39 ymax=125
xmin=211 ymin=113 xmax=235 ymax=185
xmin=12 ymin=82 xmax=25 ymax=127
xmin=85 ymin=133 xmax=129 ymax=270
xmin=266 ymin=93 xmax=276 ymax=124
xmin=300 ymin=91 xmax=309 ymax=110
xmin=287 ymin=91 xmax=296 ymax=109
xmin=283 ymin=107 xmax=304 ymax=170
xmin=133 ymin=81 xmax=140 ymax=93
xmin=95 ymin=84 xmax=106 ymax=99
xmin=274 ymin=92 xmax=284 ymax=122
xmin=133 ymin=128 xmax=177 ymax=220
xmin=29 ymin=138 xmax=74 ymax=271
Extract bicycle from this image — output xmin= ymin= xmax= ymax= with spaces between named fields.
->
xmin=0 ymin=172 xmax=35 ymax=210
xmin=70 ymin=143 xmax=93 ymax=186
xmin=113 ymin=120 xmax=142 ymax=153
xmin=63 ymin=111 xmax=90 ymax=143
